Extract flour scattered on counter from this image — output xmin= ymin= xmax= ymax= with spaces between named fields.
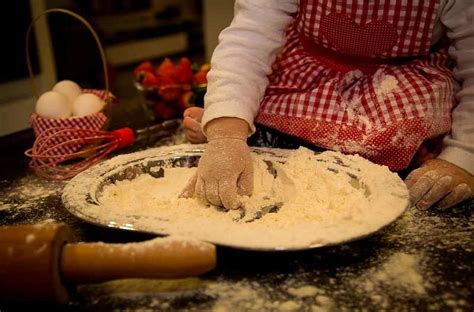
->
xmin=279 ymin=300 xmax=301 ymax=311
xmin=64 ymin=146 xmax=409 ymax=250
xmin=286 ymin=285 xmax=319 ymax=298
xmin=0 ymin=202 xmax=12 ymax=211
xmin=388 ymin=207 xmax=474 ymax=250
xmin=204 ymin=280 xmax=271 ymax=311
xmin=0 ymin=174 xmax=64 ymax=223
xmin=36 ymin=218 xmax=58 ymax=225
xmin=314 ymin=295 xmax=335 ymax=311
xmin=204 ymin=279 xmax=325 ymax=312
xmin=363 ymin=252 xmax=427 ymax=295
xmin=85 ymin=277 xmax=335 ymax=311
xmin=334 ymin=250 xmax=431 ymax=310
xmin=0 ymin=172 xmax=67 ymax=225
xmin=0 ymin=175 xmax=61 ymax=206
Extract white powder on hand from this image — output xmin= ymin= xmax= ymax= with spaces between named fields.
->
xmin=65 ymin=146 xmax=408 ymax=250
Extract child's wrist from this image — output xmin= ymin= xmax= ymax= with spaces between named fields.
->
xmin=206 ymin=117 xmax=249 ymax=140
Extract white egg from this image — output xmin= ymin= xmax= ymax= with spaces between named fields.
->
xmin=35 ymin=91 xmax=72 ymax=119
xmin=52 ymin=80 xmax=82 ymax=104
xmin=72 ymin=93 xmax=105 ymax=117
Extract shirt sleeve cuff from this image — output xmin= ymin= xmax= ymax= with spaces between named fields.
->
xmin=437 ymin=146 xmax=474 ymax=175
xmin=201 ymin=102 xmax=256 ymax=136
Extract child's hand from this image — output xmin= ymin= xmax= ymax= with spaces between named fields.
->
xmin=405 ymin=159 xmax=473 ymax=210
xmin=183 ymin=107 xmax=207 ymax=144
xmin=180 ymin=117 xmax=253 ymax=209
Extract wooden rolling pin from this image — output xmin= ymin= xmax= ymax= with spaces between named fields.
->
xmin=0 ymin=223 xmax=216 ymax=304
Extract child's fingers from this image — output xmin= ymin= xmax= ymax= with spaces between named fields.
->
xmin=219 ymin=176 xmax=242 ymax=210
xmin=183 ymin=107 xmax=204 ymax=122
xmin=404 ymin=166 xmax=430 ymax=190
xmin=195 ymin=176 xmax=206 ymax=202
xmin=408 ymin=170 xmax=441 ymax=207
xmin=237 ymin=164 xmax=253 ymax=197
xmin=436 ymin=183 xmax=472 ymax=209
xmin=415 ymin=175 xmax=452 ymax=210
xmin=184 ymin=116 xmax=207 ymax=143
xmin=179 ymin=173 xmax=198 ymax=198
xmin=186 ymin=132 xmax=207 ymax=144
xmin=183 ymin=116 xmax=202 ymax=132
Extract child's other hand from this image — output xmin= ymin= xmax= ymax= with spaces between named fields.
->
xmin=183 ymin=107 xmax=207 ymax=144
xmin=405 ymin=159 xmax=474 ymax=210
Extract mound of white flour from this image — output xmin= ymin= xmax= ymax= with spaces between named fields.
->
xmin=93 ymin=147 xmax=408 ymax=250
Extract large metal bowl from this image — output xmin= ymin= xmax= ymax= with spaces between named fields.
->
xmin=62 ymin=144 xmax=408 ymax=251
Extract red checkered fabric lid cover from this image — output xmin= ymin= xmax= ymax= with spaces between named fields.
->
xmin=30 ymin=89 xmax=115 ymax=157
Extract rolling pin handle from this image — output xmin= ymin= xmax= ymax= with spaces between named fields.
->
xmin=0 ymin=223 xmax=76 ymax=304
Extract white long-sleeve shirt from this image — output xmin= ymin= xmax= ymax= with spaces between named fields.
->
xmin=202 ymin=0 xmax=474 ymax=174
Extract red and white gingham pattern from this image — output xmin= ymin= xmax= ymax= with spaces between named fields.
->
xmin=301 ymin=0 xmax=439 ymax=58
xmin=30 ymin=89 xmax=113 ymax=157
xmin=256 ymin=0 xmax=457 ymax=170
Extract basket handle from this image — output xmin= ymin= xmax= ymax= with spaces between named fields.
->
xmin=25 ymin=8 xmax=111 ymax=106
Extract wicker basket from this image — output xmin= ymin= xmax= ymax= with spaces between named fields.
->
xmin=26 ymin=9 xmax=115 ymax=156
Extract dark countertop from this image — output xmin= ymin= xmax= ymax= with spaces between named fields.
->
xmin=0 ymin=126 xmax=472 ymax=312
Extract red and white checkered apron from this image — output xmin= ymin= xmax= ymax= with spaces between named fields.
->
xmin=256 ymin=0 xmax=458 ymax=171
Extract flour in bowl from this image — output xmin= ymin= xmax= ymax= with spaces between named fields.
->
xmin=88 ymin=146 xmax=408 ymax=250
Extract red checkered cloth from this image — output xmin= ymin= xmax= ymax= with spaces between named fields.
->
xmin=256 ymin=0 xmax=457 ymax=171
xmin=29 ymin=89 xmax=116 ymax=157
